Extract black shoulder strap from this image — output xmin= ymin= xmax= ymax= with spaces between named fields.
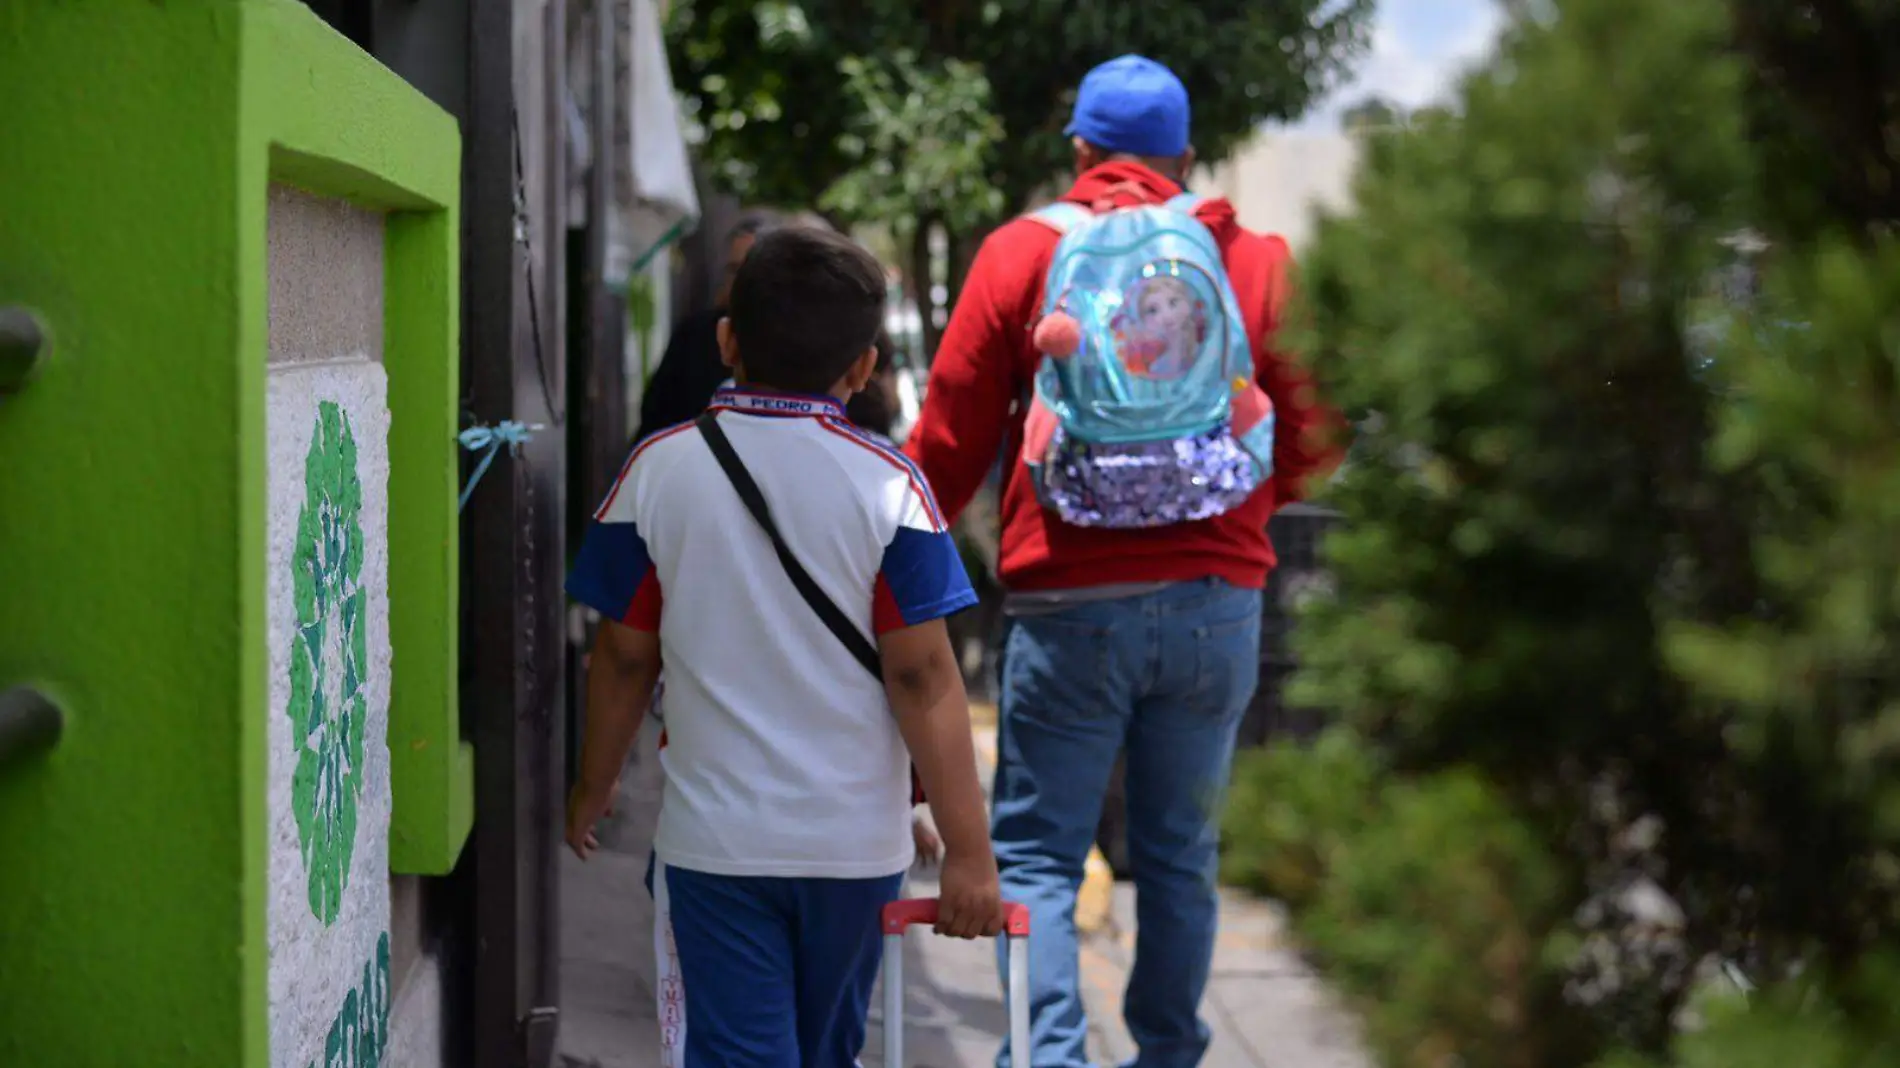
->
xmin=696 ymin=413 xmax=884 ymax=682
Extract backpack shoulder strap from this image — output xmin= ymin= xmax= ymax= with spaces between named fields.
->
xmin=1163 ymin=191 xmax=1231 ymax=265
xmin=1163 ymin=191 xmax=1206 ymax=216
xmin=1024 ymin=202 xmax=1093 ymax=236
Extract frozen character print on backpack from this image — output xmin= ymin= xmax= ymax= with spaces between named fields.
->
xmin=1122 ymin=273 xmax=1206 ymax=380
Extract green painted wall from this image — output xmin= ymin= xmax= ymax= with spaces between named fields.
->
xmin=0 ymin=3 xmax=465 ymax=1064
xmin=244 ymin=0 xmax=473 ymax=879
xmin=0 ymin=5 xmax=263 ymax=1064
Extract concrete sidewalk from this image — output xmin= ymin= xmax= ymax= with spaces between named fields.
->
xmin=1077 ymin=883 xmax=1370 ymax=1068
xmin=556 ymin=716 xmax=666 ymax=1068
xmin=555 ymin=715 xmax=1370 ymax=1068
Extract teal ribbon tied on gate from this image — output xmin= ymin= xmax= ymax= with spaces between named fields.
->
xmin=458 ymin=420 xmax=544 ymax=512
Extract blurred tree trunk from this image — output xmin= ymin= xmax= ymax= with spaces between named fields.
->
xmin=919 ymin=219 xmax=1000 ymax=360
xmin=907 ymin=213 xmax=942 ymax=359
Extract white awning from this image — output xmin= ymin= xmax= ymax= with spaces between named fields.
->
xmin=566 ymin=0 xmax=700 ymax=287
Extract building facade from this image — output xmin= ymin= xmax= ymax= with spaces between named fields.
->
xmin=0 ymin=2 xmax=660 ymax=1065
xmin=1194 ymin=129 xmax=1363 ymax=251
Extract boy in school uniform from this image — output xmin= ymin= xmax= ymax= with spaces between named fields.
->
xmin=564 ymin=225 xmax=1005 ymax=1066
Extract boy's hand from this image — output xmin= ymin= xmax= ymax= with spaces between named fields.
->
xmin=565 ymin=782 xmax=613 ymax=860
xmin=935 ymin=847 xmax=1007 ymax=939
xmin=911 ymin=810 xmax=944 ymax=866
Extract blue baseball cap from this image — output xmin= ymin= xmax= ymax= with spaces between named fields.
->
xmin=1064 ymin=55 xmax=1191 ymax=159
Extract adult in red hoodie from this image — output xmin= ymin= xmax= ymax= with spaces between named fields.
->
xmin=905 ymin=56 xmax=1342 ymax=1068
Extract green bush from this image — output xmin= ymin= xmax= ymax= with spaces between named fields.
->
xmin=1226 ymin=0 xmax=1900 ymax=1063
xmin=1222 ymin=728 xmax=1384 ymax=910
xmin=1305 ymin=771 xmax=1576 ymax=1068
xmin=1227 ymin=738 xmax=1584 ymax=1067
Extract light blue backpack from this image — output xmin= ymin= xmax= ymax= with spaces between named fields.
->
xmin=1020 ymin=193 xmax=1276 ymax=529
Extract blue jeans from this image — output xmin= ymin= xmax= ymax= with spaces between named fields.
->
xmin=992 ymin=580 xmax=1262 ymax=1068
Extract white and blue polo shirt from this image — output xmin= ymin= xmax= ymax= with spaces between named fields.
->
xmin=566 ymin=385 xmax=976 ymax=878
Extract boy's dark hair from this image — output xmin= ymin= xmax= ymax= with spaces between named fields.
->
xmin=872 ymin=327 xmax=895 ymax=373
xmin=845 ymin=329 xmax=898 ymax=435
xmin=728 ymin=226 xmax=887 ymax=394
xmin=728 ymin=208 xmax=782 ymax=243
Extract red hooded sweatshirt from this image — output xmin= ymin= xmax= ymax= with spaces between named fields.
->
xmin=904 ymin=162 xmax=1345 ymax=592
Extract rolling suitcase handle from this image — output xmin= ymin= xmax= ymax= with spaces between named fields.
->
xmin=881 ymin=898 xmax=1032 ymax=1067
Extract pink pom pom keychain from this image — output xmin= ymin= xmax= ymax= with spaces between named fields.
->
xmin=1033 ymin=311 xmax=1083 ymax=358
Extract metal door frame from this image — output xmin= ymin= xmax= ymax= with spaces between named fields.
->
xmin=463 ymin=1 xmax=568 ymax=1065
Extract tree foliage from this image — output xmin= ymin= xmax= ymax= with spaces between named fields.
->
xmin=816 ymin=51 xmax=1005 ymax=234
xmin=1223 ymin=0 xmax=1900 ymax=1064
xmin=1340 ymin=95 xmax=1404 ymax=132
xmin=665 ymin=0 xmax=1373 ymax=228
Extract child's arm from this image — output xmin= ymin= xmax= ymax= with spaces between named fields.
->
xmin=882 ymin=617 xmax=1005 ymax=939
xmin=566 ymin=619 xmax=663 ymax=859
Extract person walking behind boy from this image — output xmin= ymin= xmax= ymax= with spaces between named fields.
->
xmin=905 ymin=55 xmax=1345 ymax=1068
xmin=630 ymin=209 xmax=778 ymax=446
xmin=565 ymin=226 xmax=1006 ymax=1066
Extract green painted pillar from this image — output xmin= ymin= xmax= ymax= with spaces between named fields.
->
xmin=0 ymin=3 xmax=469 ymax=1065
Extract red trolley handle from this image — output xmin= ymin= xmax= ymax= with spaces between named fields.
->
xmin=881 ymin=897 xmax=1031 ymax=936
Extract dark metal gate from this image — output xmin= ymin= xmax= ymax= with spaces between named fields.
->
xmin=564 ymin=0 xmax=626 ymax=793
xmin=462 ymin=1 xmax=568 ymax=1065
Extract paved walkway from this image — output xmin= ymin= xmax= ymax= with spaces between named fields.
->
xmin=556 ymin=715 xmax=666 ymax=1068
xmin=555 ymin=716 xmax=1369 ymax=1068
